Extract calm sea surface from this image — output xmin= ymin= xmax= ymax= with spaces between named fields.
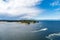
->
xmin=0 ymin=21 xmax=60 ymax=40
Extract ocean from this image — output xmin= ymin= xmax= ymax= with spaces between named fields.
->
xmin=0 ymin=21 xmax=60 ymax=40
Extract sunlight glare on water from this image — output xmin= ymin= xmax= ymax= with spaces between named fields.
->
xmin=0 ymin=22 xmax=47 ymax=40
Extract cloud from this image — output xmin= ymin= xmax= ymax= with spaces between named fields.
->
xmin=50 ymin=0 xmax=60 ymax=6
xmin=0 ymin=0 xmax=43 ymax=19
xmin=46 ymin=32 xmax=60 ymax=40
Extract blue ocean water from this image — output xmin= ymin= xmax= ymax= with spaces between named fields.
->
xmin=0 ymin=21 xmax=60 ymax=40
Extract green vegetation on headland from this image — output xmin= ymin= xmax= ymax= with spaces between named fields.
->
xmin=0 ymin=20 xmax=39 ymax=24
xmin=18 ymin=20 xmax=39 ymax=24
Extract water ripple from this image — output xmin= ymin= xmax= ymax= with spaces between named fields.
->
xmin=46 ymin=33 xmax=60 ymax=40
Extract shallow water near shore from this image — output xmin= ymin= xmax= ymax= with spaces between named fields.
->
xmin=0 ymin=21 xmax=60 ymax=40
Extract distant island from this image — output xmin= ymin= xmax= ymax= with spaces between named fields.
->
xmin=0 ymin=20 xmax=39 ymax=24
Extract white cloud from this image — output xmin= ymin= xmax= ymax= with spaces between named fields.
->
xmin=50 ymin=0 xmax=60 ymax=6
xmin=0 ymin=0 xmax=43 ymax=19
xmin=54 ymin=8 xmax=60 ymax=11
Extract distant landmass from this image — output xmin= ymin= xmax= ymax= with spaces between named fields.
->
xmin=0 ymin=20 xmax=39 ymax=24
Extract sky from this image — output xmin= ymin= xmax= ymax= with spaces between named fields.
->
xmin=0 ymin=0 xmax=60 ymax=20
